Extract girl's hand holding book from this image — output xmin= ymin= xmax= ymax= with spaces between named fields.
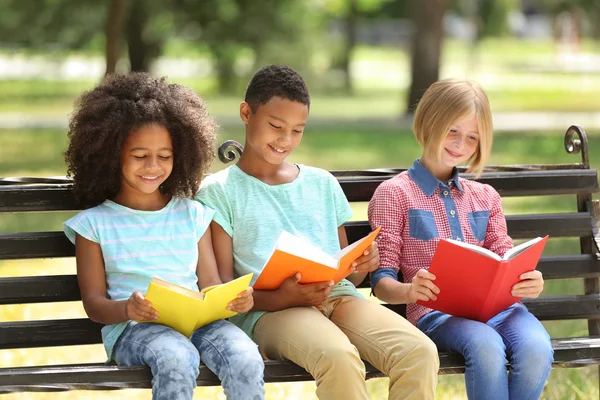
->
xmin=126 ymin=291 xmax=158 ymax=321
xmin=408 ymin=269 xmax=440 ymax=303
xmin=227 ymin=287 xmax=255 ymax=313
xmin=511 ymin=270 xmax=544 ymax=298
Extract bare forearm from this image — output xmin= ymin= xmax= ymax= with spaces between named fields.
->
xmin=83 ymin=295 xmax=128 ymax=325
xmin=252 ymin=289 xmax=290 ymax=312
xmin=346 ymin=271 xmax=368 ymax=286
xmin=373 ymin=277 xmax=413 ymax=304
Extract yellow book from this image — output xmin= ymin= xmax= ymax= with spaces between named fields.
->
xmin=144 ymin=273 xmax=253 ymax=337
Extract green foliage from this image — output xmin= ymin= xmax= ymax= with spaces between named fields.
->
xmin=0 ymin=0 xmax=105 ymax=49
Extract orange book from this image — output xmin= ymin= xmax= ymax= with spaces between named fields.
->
xmin=417 ymin=235 xmax=548 ymax=322
xmin=253 ymin=227 xmax=382 ymax=290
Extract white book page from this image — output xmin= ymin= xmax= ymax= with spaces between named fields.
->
xmin=333 ymin=238 xmax=363 ymax=260
xmin=275 ymin=231 xmax=338 ymax=269
xmin=503 ymin=237 xmax=543 ymax=260
xmin=446 ymin=239 xmax=502 ymax=261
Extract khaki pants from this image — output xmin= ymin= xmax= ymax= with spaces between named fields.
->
xmin=253 ymin=296 xmax=439 ymax=400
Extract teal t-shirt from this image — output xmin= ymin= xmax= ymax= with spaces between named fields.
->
xmin=196 ymin=164 xmax=361 ymax=338
xmin=63 ymin=197 xmax=214 ymax=360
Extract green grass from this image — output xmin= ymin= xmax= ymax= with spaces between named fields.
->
xmin=1 ymin=125 xmax=599 ymax=398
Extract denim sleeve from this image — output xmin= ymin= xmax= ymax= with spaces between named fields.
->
xmin=370 ymin=267 xmax=399 ymax=291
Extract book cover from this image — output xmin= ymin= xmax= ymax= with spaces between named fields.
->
xmin=253 ymin=227 xmax=382 ymax=291
xmin=417 ymin=236 xmax=548 ymax=322
xmin=144 ymin=273 xmax=253 ymax=337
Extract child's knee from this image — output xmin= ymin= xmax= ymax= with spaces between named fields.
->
xmin=512 ymin=336 xmax=554 ymax=372
xmin=314 ymin=342 xmax=365 ymax=374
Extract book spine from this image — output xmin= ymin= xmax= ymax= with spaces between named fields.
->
xmin=478 ymin=260 xmax=505 ymax=322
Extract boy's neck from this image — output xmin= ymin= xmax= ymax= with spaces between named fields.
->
xmin=112 ymin=190 xmax=171 ymax=211
xmin=237 ymin=153 xmax=299 ymax=186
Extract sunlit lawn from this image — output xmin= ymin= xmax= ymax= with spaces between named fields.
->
xmin=1 ymin=124 xmax=599 ymax=398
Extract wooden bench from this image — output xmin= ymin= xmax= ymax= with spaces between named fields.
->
xmin=1 ymin=125 xmax=600 ymax=394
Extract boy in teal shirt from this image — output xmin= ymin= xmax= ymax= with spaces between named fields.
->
xmin=197 ymin=65 xmax=438 ymax=400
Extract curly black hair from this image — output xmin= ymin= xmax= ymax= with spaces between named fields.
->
xmin=65 ymin=72 xmax=216 ymax=208
xmin=244 ymin=65 xmax=310 ymax=113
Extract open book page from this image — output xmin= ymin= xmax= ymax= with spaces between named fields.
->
xmin=150 ymin=277 xmax=204 ymax=300
xmin=274 ymin=231 xmax=338 ymax=269
xmin=503 ymin=237 xmax=544 ymax=260
xmin=445 ymin=239 xmax=502 ymax=261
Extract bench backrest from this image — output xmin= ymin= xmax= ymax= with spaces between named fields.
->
xmin=1 ymin=126 xmax=599 ymax=351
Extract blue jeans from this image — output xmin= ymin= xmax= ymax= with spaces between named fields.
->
xmin=417 ymin=303 xmax=553 ymax=400
xmin=113 ymin=320 xmax=265 ymax=400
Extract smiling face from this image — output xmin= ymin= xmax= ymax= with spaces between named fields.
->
xmin=118 ymin=123 xmax=173 ymax=202
xmin=240 ymin=96 xmax=309 ymax=166
xmin=440 ymin=114 xmax=480 ymax=170
xmin=419 ymin=114 xmax=481 ymax=181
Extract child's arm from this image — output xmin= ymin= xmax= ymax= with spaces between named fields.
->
xmin=210 ymin=221 xmax=333 ymax=310
xmin=338 ymin=226 xmax=379 ymax=286
xmin=374 ymin=269 xmax=439 ymax=304
xmin=196 ymin=226 xmax=224 ymax=289
xmin=199 ymin=223 xmax=253 ymax=313
xmin=75 ymin=234 xmax=157 ymax=323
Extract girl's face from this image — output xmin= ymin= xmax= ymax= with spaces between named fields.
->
xmin=119 ymin=123 xmax=173 ymax=198
xmin=439 ymin=114 xmax=480 ymax=171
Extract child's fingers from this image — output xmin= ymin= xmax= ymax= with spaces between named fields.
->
xmin=416 ymin=269 xmax=436 ymax=280
xmin=519 ymin=270 xmax=543 ymax=281
xmin=237 ymin=287 xmax=254 ymax=298
xmin=416 ymin=286 xmax=437 ymax=301
xmin=512 ymin=279 xmax=543 ymax=291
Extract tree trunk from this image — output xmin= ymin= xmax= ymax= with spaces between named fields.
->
xmin=212 ymin=45 xmax=237 ymax=94
xmin=126 ymin=0 xmax=161 ymax=72
xmin=341 ymin=0 xmax=358 ymax=93
xmin=105 ymin=0 xmax=128 ymax=75
xmin=406 ymin=0 xmax=448 ymax=114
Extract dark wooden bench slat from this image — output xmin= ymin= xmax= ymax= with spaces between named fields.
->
xmin=1 ymin=169 xmax=598 ymax=212
xmin=1 ymin=337 xmax=598 ymax=392
xmin=2 ymin=296 xmax=599 ymax=350
xmin=3 ymin=254 xmax=597 ymax=305
xmin=345 ymin=212 xmax=593 ymax=243
xmin=382 ymin=294 xmax=600 ymax=322
xmin=0 ymin=319 xmax=102 ymax=350
xmin=1 ymin=212 xmax=593 ymax=260
xmin=339 ymin=169 xmax=599 ymax=202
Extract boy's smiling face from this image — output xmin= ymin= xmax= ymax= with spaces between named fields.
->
xmin=240 ymin=96 xmax=309 ymax=166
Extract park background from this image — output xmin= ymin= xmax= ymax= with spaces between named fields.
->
xmin=1 ymin=0 xmax=600 ymax=398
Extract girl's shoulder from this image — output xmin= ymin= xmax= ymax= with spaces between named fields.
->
xmin=457 ymin=177 xmax=501 ymax=200
xmin=377 ymin=171 xmax=413 ymax=192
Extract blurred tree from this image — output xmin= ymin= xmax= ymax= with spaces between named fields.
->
xmin=105 ymin=0 xmax=128 ymax=74
xmin=175 ymin=0 xmax=319 ymax=93
xmin=406 ymin=0 xmax=448 ymax=114
xmin=324 ymin=0 xmax=394 ymax=92
xmin=0 ymin=0 xmax=104 ymax=49
xmin=125 ymin=0 xmax=172 ymax=72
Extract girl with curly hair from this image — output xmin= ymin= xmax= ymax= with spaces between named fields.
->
xmin=63 ymin=73 xmax=264 ymax=400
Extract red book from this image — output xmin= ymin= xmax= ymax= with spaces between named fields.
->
xmin=417 ymin=235 xmax=548 ymax=322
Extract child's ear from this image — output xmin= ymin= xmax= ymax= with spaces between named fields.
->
xmin=240 ymin=102 xmax=251 ymax=124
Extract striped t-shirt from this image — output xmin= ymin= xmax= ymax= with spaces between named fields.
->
xmin=63 ymin=197 xmax=215 ymax=360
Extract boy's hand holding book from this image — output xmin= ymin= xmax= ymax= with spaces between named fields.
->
xmin=350 ymin=242 xmax=380 ymax=274
xmin=512 ymin=270 xmax=544 ymax=298
xmin=126 ymin=291 xmax=158 ymax=321
xmin=276 ymin=273 xmax=333 ymax=308
xmin=408 ymin=269 xmax=439 ymax=303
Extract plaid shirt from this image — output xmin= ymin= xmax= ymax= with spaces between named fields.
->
xmin=368 ymin=159 xmax=513 ymax=325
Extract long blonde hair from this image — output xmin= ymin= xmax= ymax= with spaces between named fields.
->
xmin=413 ymin=79 xmax=493 ymax=177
